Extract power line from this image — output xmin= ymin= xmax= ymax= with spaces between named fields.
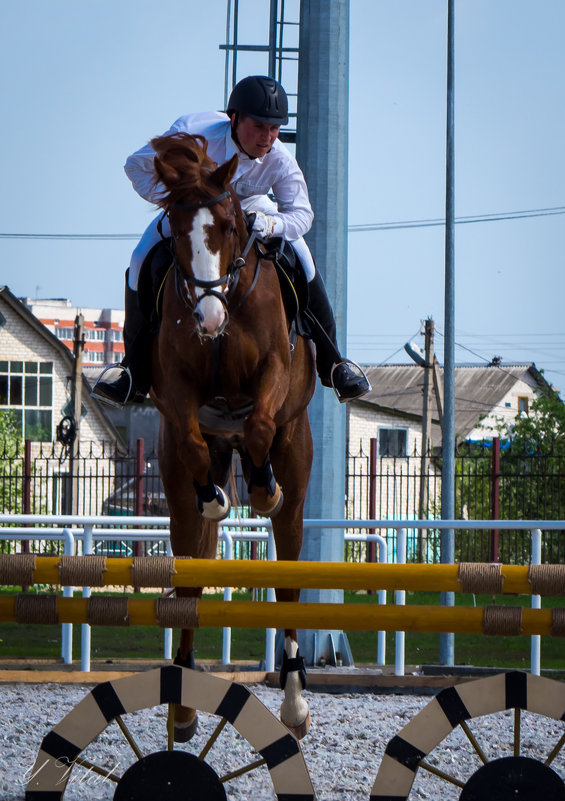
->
xmin=0 ymin=233 xmax=140 ymax=240
xmin=1 ymin=205 xmax=564 ymax=240
xmin=349 ymin=205 xmax=565 ymax=233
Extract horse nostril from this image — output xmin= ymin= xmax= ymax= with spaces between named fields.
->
xmin=193 ymin=309 xmax=204 ymax=326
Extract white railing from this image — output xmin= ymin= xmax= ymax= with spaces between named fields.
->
xmin=1 ymin=515 xmax=563 ymax=675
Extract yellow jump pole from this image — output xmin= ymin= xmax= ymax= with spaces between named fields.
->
xmin=0 ymin=596 xmax=554 ymax=636
xmin=12 ymin=557 xmax=537 ymax=594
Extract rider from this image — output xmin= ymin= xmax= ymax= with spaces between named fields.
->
xmin=92 ymin=75 xmax=370 ymax=407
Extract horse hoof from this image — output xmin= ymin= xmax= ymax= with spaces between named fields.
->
xmin=252 ymin=484 xmax=284 ymax=518
xmin=200 ymin=486 xmax=231 ymax=521
xmin=281 ymin=711 xmax=311 ymax=740
xmin=173 ymin=714 xmax=198 ymax=743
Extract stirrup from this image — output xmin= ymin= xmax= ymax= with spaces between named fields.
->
xmin=91 ymin=363 xmax=133 ymax=409
xmin=330 ymin=359 xmax=371 ymax=403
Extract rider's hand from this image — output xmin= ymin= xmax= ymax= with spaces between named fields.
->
xmin=251 ymin=211 xmax=283 ymax=239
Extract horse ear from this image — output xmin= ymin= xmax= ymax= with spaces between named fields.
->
xmin=209 ymin=154 xmax=238 ymax=189
xmin=153 ymin=155 xmax=180 ymax=186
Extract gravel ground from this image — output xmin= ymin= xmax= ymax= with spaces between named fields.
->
xmin=1 ymin=681 xmax=565 ymax=800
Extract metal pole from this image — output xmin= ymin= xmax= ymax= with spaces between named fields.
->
xmin=268 ymin=0 xmax=278 ymax=77
xmin=440 ymin=0 xmax=455 ymax=666
xmin=368 ymin=438 xmax=377 ymax=566
xmin=223 ymin=0 xmax=233 ymax=108
xmin=418 ymin=320 xmax=434 ymax=561
xmin=491 ymin=437 xmax=500 ymax=562
xmin=69 ymin=314 xmax=84 ymax=516
xmin=134 ymin=438 xmax=144 ymax=559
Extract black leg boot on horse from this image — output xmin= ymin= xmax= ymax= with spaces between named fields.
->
xmin=91 ymin=272 xmax=153 ymax=408
xmin=304 ymin=271 xmax=371 ymax=402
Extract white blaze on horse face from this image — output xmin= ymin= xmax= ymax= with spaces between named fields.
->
xmin=189 ymin=207 xmax=227 ymax=338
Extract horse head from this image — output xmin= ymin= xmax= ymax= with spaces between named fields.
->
xmin=151 ymin=133 xmax=245 ymax=340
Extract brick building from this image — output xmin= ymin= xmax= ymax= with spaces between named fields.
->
xmin=20 ymin=297 xmax=125 ymax=369
xmin=0 ymin=286 xmax=121 ymax=513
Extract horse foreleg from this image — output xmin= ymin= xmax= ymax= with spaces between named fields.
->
xmin=243 ymin=406 xmax=283 ymax=517
xmin=270 ymin=412 xmax=313 ymax=738
xmin=165 ymin=409 xmax=230 ymax=521
xmin=159 ymin=420 xmax=221 ymax=741
xmin=279 ymin=609 xmax=311 ymax=739
xmin=172 ymin=619 xmax=199 ymax=742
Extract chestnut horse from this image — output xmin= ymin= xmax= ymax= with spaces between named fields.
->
xmin=149 ymin=132 xmax=315 ymax=741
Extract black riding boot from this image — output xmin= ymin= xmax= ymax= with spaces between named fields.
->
xmin=91 ymin=274 xmax=153 ymax=408
xmin=304 ymin=271 xmax=370 ymax=402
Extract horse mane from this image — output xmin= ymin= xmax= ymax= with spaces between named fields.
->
xmin=150 ymin=132 xmax=222 ymax=209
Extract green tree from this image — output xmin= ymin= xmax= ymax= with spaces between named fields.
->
xmin=496 ymin=386 xmax=565 ymax=561
xmin=0 ymin=412 xmax=23 ymax=551
xmin=500 ymin=385 xmax=565 ymax=457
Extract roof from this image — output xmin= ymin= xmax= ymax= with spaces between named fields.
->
xmin=356 ymin=362 xmax=549 ymax=442
xmin=0 ymin=286 xmax=122 ymax=442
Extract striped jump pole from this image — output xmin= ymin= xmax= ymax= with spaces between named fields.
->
xmin=1 ymin=555 xmax=565 ymax=595
xmin=0 ymin=595 xmax=563 ymax=638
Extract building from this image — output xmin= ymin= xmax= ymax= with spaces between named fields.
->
xmin=346 ymin=362 xmax=551 ymax=524
xmin=0 ymin=287 xmax=122 ymax=514
xmin=20 ymin=297 xmax=125 ymax=371
xmin=21 ymin=297 xmax=160 ymax=450
xmin=349 ymin=362 xmax=550 ymax=457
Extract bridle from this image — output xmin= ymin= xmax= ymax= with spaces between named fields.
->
xmin=161 ymin=189 xmax=260 ymax=336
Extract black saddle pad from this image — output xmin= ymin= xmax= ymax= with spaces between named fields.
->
xmin=137 ymin=239 xmax=174 ymax=324
xmin=258 ymin=238 xmax=310 ymax=335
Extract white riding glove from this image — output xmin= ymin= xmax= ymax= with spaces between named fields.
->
xmin=251 ymin=211 xmax=284 ymax=239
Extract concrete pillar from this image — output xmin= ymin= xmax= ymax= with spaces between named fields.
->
xmin=295 ymin=0 xmax=351 ymax=665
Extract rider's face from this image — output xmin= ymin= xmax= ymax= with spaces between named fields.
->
xmin=232 ymin=115 xmax=280 ymax=158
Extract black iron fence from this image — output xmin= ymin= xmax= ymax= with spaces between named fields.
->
xmin=0 ymin=438 xmax=563 ymax=564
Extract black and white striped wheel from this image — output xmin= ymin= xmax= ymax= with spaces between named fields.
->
xmin=25 ymin=665 xmax=314 ymax=800
xmin=371 ymin=671 xmax=565 ymax=800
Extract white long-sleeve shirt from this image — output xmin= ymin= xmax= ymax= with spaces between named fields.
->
xmin=124 ymin=111 xmax=314 ymax=243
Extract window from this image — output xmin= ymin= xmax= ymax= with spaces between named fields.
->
xmin=378 ymin=427 xmax=407 ymax=457
xmin=83 ymin=350 xmax=106 ymax=364
xmin=84 ymin=329 xmax=106 ymax=341
xmin=518 ymin=396 xmax=529 ymax=415
xmin=55 ymin=328 xmax=74 ymax=340
xmin=0 ymin=361 xmax=53 ymax=441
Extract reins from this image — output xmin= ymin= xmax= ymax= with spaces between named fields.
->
xmin=159 ymin=191 xmax=261 ymax=324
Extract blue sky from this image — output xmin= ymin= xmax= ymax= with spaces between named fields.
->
xmin=1 ymin=1 xmax=564 ymax=395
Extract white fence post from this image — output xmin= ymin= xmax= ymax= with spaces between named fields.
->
xmin=60 ymin=528 xmax=76 ymax=665
xmin=265 ymin=528 xmax=277 ymax=672
xmin=395 ymin=528 xmax=407 ymax=677
xmin=221 ymin=531 xmax=234 ymax=666
xmin=80 ymin=524 xmax=94 ymax=672
xmin=530 ymin=528 xmax=542 ymax=676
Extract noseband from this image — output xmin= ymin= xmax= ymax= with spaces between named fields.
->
xmin=162 ymin=190 xmax=260 ymax=333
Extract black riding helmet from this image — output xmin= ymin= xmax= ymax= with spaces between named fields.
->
xmin=227 ymin=75 xmax=288 ymax=126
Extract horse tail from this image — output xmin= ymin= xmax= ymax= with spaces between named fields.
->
xmin=228 ymin=464 xmax=242 ymax=514
xmin=200 ymin=517 xmax=220 ymax=558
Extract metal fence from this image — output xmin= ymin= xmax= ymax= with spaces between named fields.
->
xmin=1 ymin=437 xmax=564 ymax=563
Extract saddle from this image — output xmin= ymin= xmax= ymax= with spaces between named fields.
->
xmin=137 ymin=239 xmax=174 ymax=327
xmin=137 ymin=236 xmax=312 ymax=337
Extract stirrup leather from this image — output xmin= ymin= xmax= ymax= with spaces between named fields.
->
xmin=330 ymin=358 xmax=371 ymax=403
